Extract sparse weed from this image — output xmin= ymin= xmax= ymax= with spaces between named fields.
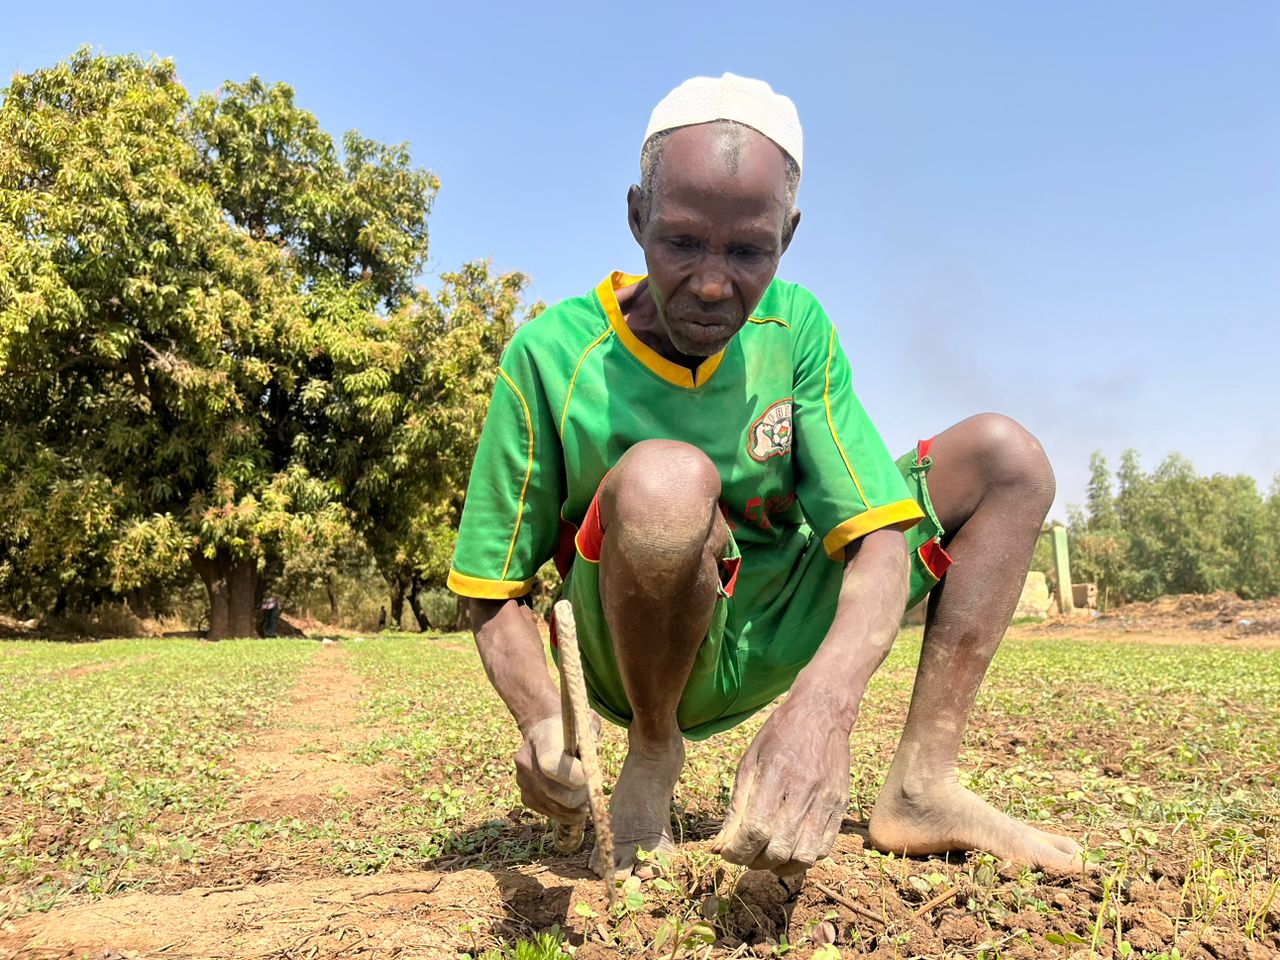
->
xmin=462 ymin=927 xmax=574 ymax=960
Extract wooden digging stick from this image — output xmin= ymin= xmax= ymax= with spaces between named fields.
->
xmin=551 ymin=646 xmax=585 ymax=854
xmin=551 ymin=599 xmax=616 ymax=906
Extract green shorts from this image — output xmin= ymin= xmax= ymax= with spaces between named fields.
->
xmin=554 ymin=438 xmax=953 ymax=740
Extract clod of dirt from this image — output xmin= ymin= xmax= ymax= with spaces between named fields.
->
xmin=936 ymin=911 xmax=984 ymax=944
xmin=720 ymin=869 xmax=797 ymax=944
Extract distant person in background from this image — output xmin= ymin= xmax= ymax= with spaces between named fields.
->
xmin=449 ymin=74 xmax=1082 ymax=877
xmin=259 ymin=596 xmax=280 ymax=638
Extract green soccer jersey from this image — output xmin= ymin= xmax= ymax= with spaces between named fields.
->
xmin=447 ymin=271 xmax=924 ymax=614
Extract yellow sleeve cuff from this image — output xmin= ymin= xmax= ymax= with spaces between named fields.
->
xmin=822 ymin=499 xmax=925 ymax=560
xmin=447 ymin=568 xmax=535 ymax=600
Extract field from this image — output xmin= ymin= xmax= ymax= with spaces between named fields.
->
xmin=1 ymin=622 xmax=1277 ymax=959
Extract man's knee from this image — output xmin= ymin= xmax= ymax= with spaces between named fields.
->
xmin=600 ymin=440 xmax=724 ymax=566
xmin=965 ymin=413 xmax=1055 ymax=516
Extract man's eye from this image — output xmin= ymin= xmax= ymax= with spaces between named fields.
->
xmin=668 ymin=237 xmax=698 ymax=250
xmin=729 ymin=246 xmax=763 ymax=260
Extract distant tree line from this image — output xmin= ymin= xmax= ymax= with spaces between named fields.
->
xmin=0 ymin=50 xmax=533 ymax=638
xmin=1067 ymin=451 xmax=1280 ymax=610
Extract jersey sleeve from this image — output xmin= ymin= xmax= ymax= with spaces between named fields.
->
xmin=790 ymin=291 xmax=923 ymax=560
xmin=448 ymin=333 xmax=565 ymax=599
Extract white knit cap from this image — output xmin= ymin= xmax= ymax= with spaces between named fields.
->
xmin=644 ymin=73 xmax=803 ymax=173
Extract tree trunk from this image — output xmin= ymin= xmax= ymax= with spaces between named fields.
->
xmin=192 ymin=550 xmax=260 ymax=641
xmin=125 ymin=586 xmax=154 ymax=619
xmin=389 ymin=577 xmax=406 ymax=629
xmin=407 ymin=579 xmax=430 ymax=632
xmin=326 ymin=574 xmax=339 ymax=623
xmin=454 ymin=599 xmax=471 ymax=632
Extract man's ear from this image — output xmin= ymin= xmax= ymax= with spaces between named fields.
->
xmin=780 ymin=208 xmax=802 ymax=255
xmin=627 ymin=184 xmax=646 ymax=245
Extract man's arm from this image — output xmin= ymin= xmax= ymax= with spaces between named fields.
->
xmin=712 ymin=526 xmax=909 ymax=873
xmin=791 ymin=526 xmax=910 ymax=724
xmin=471 ymin=598 xmax=561 ymax=733
xmin=470 ymin=597 xmax=590 ymax=822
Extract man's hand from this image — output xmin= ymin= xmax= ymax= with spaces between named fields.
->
xmin=711 ymin=691 xmax=852 ymax=875
xmin=712 ymin=529 xmax=907 ymax=874
xmin=514 ymin=715 xmax=595 ymax=822
xmin=471 ymin=599 xmax=592 ymax=821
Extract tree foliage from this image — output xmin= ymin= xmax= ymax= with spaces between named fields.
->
xmin=1069 ymin=450 xmax=1280 ymax=607
xmin=327 ymin=262 xmax=535 ymax=628
xmin=0 ymin=49 xmax=530 ymax=636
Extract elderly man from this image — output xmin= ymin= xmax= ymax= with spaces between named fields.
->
xmin=448 ymin=74 xmax=1082 ymax=877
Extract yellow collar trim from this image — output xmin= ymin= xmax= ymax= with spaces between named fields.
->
xmin=596 ymin=272 xmax=726 ymax=389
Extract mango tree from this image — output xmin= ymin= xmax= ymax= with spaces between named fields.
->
xmin=0 ymin=50 xmax=436 ymax=637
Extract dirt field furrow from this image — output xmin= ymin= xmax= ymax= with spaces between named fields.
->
xmin=2 ymin=867 xmax=591 ymax=960
xmin=231 ymin=643 xmax=395 ymax=822
xmin=49 ymin=655 xmax=157 ymax=682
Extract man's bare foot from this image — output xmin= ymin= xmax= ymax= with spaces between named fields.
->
xmin=868 ymin=775 xmax=1086 ymax=872
xmin=590 ymin=731 xmax=684 ymax=878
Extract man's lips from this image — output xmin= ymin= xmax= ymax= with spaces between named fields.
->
xmin=675 ymin=317 xmax=735 ymax=343
xmin=672 ymin=310 xmax=740 ymax=330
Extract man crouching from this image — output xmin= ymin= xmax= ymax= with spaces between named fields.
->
xmin=448 ymin=73 xmax=1083 ymax=877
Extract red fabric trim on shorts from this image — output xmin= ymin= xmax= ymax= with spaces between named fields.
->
xmin=574 ymin=486 xmax=606 ymax=563
xmin=914 ymin=435 xmax=951 ymax=579
xmin=720 ymin=555 xmax=741 ymax=597
xmin=548 ymin=604 xmax=560 ymax=649
xmin=918 ymin=538 xmax=954 ymax=580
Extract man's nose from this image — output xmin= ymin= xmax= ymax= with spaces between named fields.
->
xmin=691 ymin=262 xmax=734 ymax=303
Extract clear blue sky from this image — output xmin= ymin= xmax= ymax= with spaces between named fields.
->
xmin=6 ymin=1 xmax=1277 ymax=520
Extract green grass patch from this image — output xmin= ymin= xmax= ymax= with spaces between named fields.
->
xmin=0 ymin=637 xmax=314 ymax=910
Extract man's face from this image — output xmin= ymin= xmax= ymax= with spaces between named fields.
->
xmin=629 ymin=124 xmax=800 ymax=358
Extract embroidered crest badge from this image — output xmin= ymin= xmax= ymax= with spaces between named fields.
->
xmin=748 ymin=399 xmax=793 ymax=462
